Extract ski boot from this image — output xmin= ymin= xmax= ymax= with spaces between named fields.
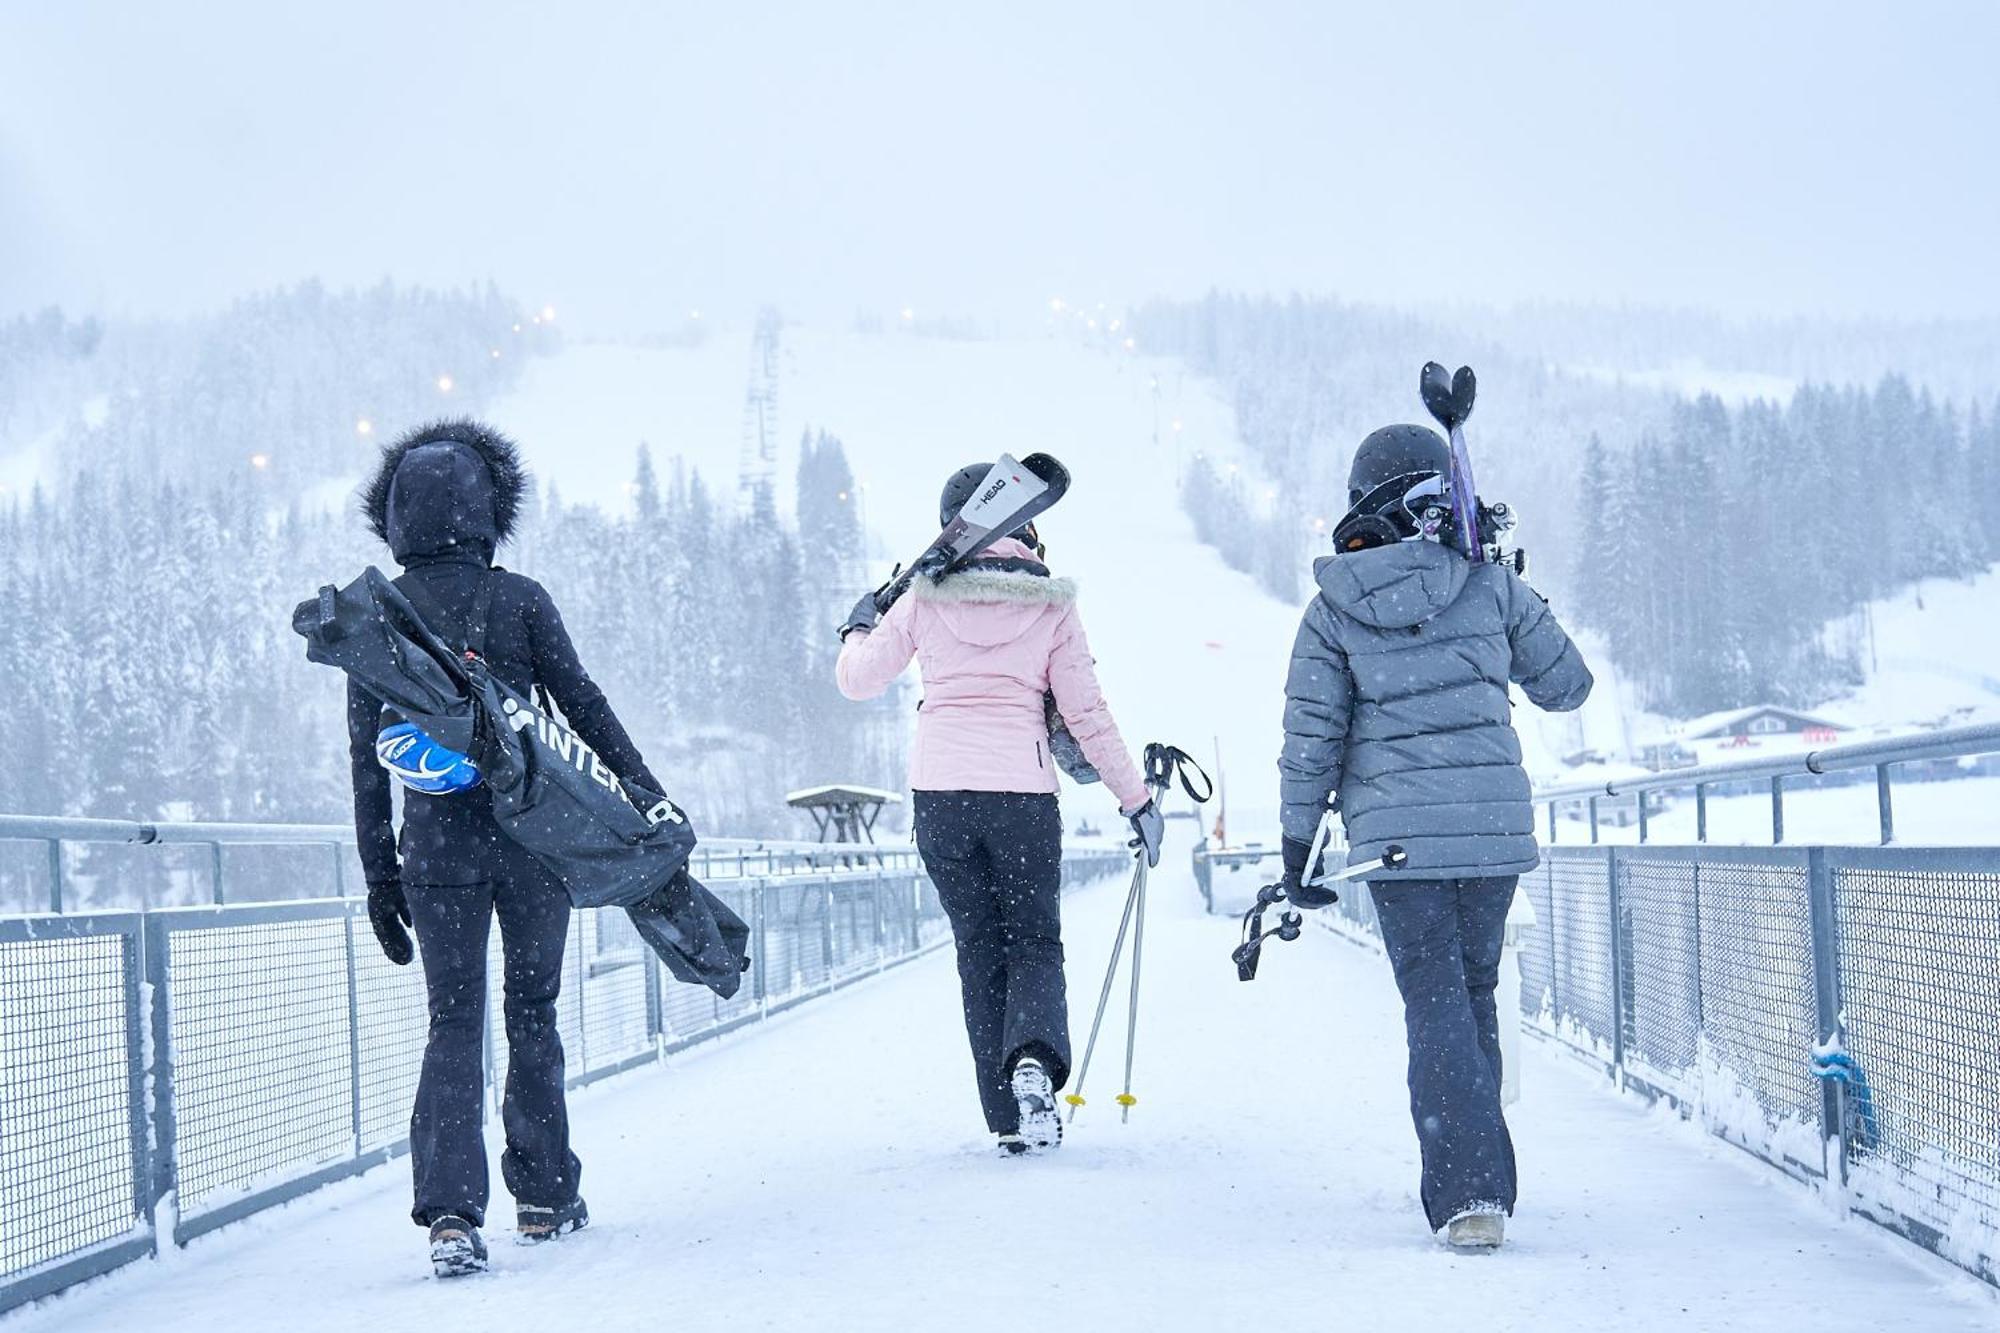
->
xmin=517 ymin=1197 xmax=589 ymax=1243
xmin=1006 ymin=1055 xmax=1062 ymax=1155
xmin=428 ymin=1214 xmax=489 ymax=1277
xmin=1444 ymin=1208 xmax=1505 ymax=1252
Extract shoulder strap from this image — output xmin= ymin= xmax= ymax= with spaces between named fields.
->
xmin=465 ymin=573 xmax=494 ymax=657
xmin=392 ymin=569 xmax=496 ymax=659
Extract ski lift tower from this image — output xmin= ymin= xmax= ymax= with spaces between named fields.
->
xmin=786 ymin=784 xmax=902 ymax=844
xmin=738 ymin=307 xmax=783 ymax=508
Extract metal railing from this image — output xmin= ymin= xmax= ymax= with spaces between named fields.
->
xmin=0 ymin=813 xmax=1130 ymax=1314
xmin=0 ymin=811 xmax=956 ymax=914
xmin=1533 ymin=720 xmax=2000 ymax=847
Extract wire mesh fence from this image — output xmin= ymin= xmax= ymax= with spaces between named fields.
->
xmin=0 ymin=917 xmax=146 ymax=1295
xmin=1280 ymin=832 xmax=1999 ymax=1287
xmin=1514 ymin=843 xmax=2000 ymax=1286
xmin=1829 ymin=848 xmax=2000 ymax=1277
xmin=0 ymin=846 xmax=1131 ymax=1314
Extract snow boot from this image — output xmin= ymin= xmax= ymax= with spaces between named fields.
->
xmin=428 ymin=1214 xmax=489 ymax=1277
xmin=1009 ymin=1055 xmax=1061 ymax=1154
xmin=517 ymin=1197 xmax=589 ymax=1243
xmin=1444 ymin=1209 xmax=1505 ymax=1251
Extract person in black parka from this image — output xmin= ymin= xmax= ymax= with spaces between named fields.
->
xmin=348 ymin=419 xmax=659 ymax=1273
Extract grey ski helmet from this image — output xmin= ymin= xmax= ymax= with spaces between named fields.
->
xmin=1347 ymin=424 xmax=1450 ymax=507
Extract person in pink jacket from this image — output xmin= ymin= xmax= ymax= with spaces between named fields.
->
xmin=836 ymin=464 xmax=1162 ymax=1155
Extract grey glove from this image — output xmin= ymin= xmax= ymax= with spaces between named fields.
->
xmin=1126 ymin=799 xmax=1164 ymax=868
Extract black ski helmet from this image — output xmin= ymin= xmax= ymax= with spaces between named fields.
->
xmin=939 ymin=460 xmax=1042 ymax=549
xmin=938 ymin=462 xmax=991 ymax=527
xmin=1347 ymin=425 xmax=1450 ymax=507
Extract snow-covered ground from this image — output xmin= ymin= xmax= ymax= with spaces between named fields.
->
xmin=10 ymin=865 xmax=1993 ymax=1331
xmin=1823 ymin=568 xmax=2000 ymax=731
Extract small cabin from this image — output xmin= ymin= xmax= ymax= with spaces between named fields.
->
xmin=1681 ymin=706 xmax=1847 ymax=747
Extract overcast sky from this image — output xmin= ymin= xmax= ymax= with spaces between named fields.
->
xmin=3 ymin=2 xmax=1995 ymax=332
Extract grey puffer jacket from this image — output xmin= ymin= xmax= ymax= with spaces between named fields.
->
xmin=1279 ymin=541 xmax=1592 ymax=880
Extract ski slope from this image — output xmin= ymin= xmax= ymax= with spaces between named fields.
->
xmin=443 ymin=325 xmax=2000 ymax=822
xmin=10 ymin=865 xmax=1991 ymax=1332
xmin=494 ymin=326 xmax=1300 ymax=833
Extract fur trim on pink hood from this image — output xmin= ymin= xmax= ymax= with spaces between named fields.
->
xmin=836 ymin=539 xmax=1149 ymax=811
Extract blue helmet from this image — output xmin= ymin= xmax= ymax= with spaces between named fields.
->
xmin=375 ymin=721 xmax=481 ymax=796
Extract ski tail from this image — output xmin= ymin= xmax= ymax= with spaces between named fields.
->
xmin=882 ymin=452 xmax=1071 ymax=604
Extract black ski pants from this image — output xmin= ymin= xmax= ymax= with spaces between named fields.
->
xmin=403 ymin=819 xmax=581 ymax=1228
xmin=913 ymin=791 xmax=1070 ymax=1134
xmin=1369 ymin=877 xmax=1519 ymax=1230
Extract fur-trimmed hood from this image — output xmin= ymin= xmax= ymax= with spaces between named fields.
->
xmin=908 ymin=538 xmax=1076 ymax=609
xmin=909 ymin=566 xmax=1078 ymax=609
xmin=907 ymin=538 xmax=1074 ymax=648
xmin=361 ymin=418 xmax=530 ymax=564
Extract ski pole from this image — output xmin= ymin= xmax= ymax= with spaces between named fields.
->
xmin=1117 ymin=855 xmax=1148 ymax=1121
xmin=1065 ymin=852 xmax=1143 ymax=1122
xmin=1070 ymin=742 xmax=1211 ymax=1123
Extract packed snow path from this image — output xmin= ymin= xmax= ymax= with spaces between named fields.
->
xmin=13 ymin=866 xmax=1992 ymax=1332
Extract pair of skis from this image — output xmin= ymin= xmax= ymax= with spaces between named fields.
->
xmin=867 ymin=452 xmax=1070 ymax=614
xmin=1421 ymin=360 xmax=1524 ymax=573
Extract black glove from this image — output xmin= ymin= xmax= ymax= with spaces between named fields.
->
xmin=837 ymin=568 xmax=903 ymax=641
xmin=366 ymin=877 xmax=415 ymax=966
xmin=1281 ymin=836 xmax=1339 ymax=909
xmin=837 ymin=589 xmax=882 ymax=641
xmin=1126 ymin=798 xmax=1164 ymax=867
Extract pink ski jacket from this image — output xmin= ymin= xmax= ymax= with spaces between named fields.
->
xmin=836 ymin=539 xmax=1150 ymax=812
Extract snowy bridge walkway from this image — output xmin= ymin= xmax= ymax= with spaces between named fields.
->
xmin=11 ymin=866 xmax=1993 ymax=1332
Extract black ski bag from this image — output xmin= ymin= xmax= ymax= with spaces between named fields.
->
xmin=293 ymin=566 xmax=749 ymax=997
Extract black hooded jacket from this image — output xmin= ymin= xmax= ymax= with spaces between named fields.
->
xmin=347 ymin=420 xmax=660 ymax=885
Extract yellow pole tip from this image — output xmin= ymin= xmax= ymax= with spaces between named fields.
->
xmin=1115 ymin=1094 xmax=1138 ymax=1107
xmin=1064 ymin=1094 xmax=1086 ymax=1106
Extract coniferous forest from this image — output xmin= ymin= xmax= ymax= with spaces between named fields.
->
xmin=1135 ymin=294 xmax=2000 ymax=717
xmin=6 ymin=285 xmax=1998 ymax=907
xmin=0 ymin=287 xmax=900 ymax=908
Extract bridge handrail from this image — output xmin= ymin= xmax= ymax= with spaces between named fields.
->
xmin=0 ymin=811 xmax=897 ymax=854
xmin=1532 ymin=718 xmax=2000 ymax=846
xmin=1532 ymin=719 xmax=2000 ymax=803
xmin=0 ymin=811 xmax=929 ymax=914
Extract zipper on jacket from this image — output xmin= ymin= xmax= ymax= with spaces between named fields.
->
xmin=1036 ymin=741 xmax=1045 ymax=769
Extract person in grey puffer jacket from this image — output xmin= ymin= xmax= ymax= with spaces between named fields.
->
xmin=1277 ymin=422 xmax=1592 ymax=1250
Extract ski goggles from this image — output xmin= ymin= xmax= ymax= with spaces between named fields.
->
xmin=1331 ymin=471 xmax=1448 ymax=553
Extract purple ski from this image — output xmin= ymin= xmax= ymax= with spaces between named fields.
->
xmin=1419 ymin=361 xmax=1482 ymax=564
